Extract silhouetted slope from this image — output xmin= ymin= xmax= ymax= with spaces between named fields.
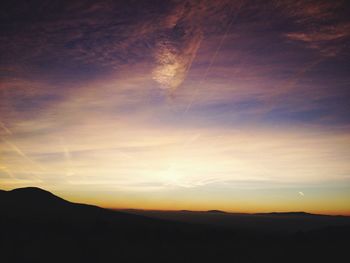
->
xmin=123 ymin=209 xmax=350 ymax=233
xmin=1 ymin=187 xmax=110 ymax=225
xmin=9 ymin=186 xmax=64 ymax=198
xmin=1 ymin=187 xmax=349 ymax=263
xmin=0 ymin=187 xmax=232 ymax=236
xmin=206 ymin=209 xmax=227 ymax=213
xmin=255 ymin=211 xmax=316 ymax=216
xmin=1 ymin=187 xmax=201 ymax=233
xmin=2 ymin=187 xmax=70 ymax=212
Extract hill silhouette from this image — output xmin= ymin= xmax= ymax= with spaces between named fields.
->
xmin=1 ymin=187 xmax=116 ymax=225
xmin=255 ymin=211 xmax=316 ymax=216
xmin=206 ymin=209 xmax=227 ymax=213
xmin=123 ymin=208 xmax=350 ymax=233
xmin=1 ymin=187 xmax=349 ymax=263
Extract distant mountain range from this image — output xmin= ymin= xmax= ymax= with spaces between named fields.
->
xmin=1 ymin=187 xmax=349 ymax=263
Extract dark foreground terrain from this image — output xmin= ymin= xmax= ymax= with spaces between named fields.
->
xmin=1 ymin=187 xmax=349 ymax=263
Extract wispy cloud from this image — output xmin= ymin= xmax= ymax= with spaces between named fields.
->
xmin=0 ymin=121 xmax=12 ymax=135
xmin=152 ymin=32 xmax=202 ymax=90
xmin=286 ymin=23 xmax=350 ymax=57
xmin=278 ymin=0 xmax=350 ymax=57
xmin=152 ymin=0 xmax=238 ymax=91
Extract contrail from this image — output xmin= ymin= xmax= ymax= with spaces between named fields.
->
xmin=0 ymin=121 xmax=12 ymax=135
xmin=185 ymin=1 xmax=244 ymax=113
xmin=1 ymin=137 xmax=45 ymax=171
xmin=207 ymin=57 xmax=322 ymax=126
xmin=59 ymin=137 xmax=75 ymax=176
xmin=0 ymin=122 xmax=45 ymax=179
xmin=0 ymin=165 xmax=15 ymax=178
xmin=272 ymin=58 xmax=323 ymax=98
xmin=260 ymin=57 xmax=324 ymax=115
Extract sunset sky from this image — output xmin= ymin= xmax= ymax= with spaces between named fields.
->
xmin=1 ymin=0 xmax=350 ymax=215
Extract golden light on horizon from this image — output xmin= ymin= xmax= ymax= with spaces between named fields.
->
xmin=1 ymin=112 xmax=350 ymax=215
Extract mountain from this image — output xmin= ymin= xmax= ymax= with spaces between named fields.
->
xmin=206 ymin=209 xmax=227 ymax=213
xmin=1 ymin=187 xmax=112 ymax=224
xmin=255 ymin=212 xmax=318 ymax=216
xmin=1 ymin=187 xmax=349 ymax=263
xmin=123 ymin=208 xmax=350 ymax=233
xmin=1 ymin=187 xmax=69 ymax=210
xmin=0 ymin=187 xmax=190 ymax=230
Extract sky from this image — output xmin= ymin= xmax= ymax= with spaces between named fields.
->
xmin=1 ymin=0 xmax=350 ymax=215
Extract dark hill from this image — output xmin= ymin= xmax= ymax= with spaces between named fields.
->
xmin=255 ymin=212 xmax=316 ymax=216
xmin=8 ymin=187 xmax=65 ymax=201
xmin=1 ymin=187 xmax=349 ymax=263
xmin=3 ymin=187 xmax=68 ymax=209
xmin=1 ymin=187 xmax=110 ymax=224
xmin=206 ymin=209 xmax=227 ymax=213
xmin=0 ymin=187 xmax=197 ymax=231
xmin=0 ymin=187 xmax=232 ymax=236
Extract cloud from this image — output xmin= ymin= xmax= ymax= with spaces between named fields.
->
xmin=1 ymin=0 xmax=349 ymax=130
xmin=152 ymin=32 xmax=202 ymax=90
xmin=275 ymin=0 xmax=339 ymax=21
xmin=278 ymin=0 xmax=350 ymax=57
xmin=2 ymin=108 xmax=350 ymax=191
xmin=0 ymin=1 xmax=177 ymax=74
xmin=151 ymin=0 xmax=235 ymax=90
xmin=286 ymin=23 xmax=350 ymax=57
xmin=0 ymin=0 xmax=234 ymax=94
xmin=286 ymin=26 xmax=349 ymax=43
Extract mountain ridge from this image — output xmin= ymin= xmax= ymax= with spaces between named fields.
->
xmin=1 ymin=187 xmax=348 ymax=218
xmin=1 ymin=187 xmax=349 ymax=263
